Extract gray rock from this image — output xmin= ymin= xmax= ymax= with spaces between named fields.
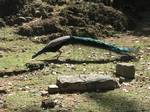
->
xmin=116 ymin=63 xmax=135 ymax=79
xmin=48 ymin=85 xmax=60 ymax=94
xmin=17 ymin=17 xmax=26 ymax=25
xmin=56 ymin=75 xmax=118 ymax=93
xmin=35 ymin=10 xmax=41 ymax=17
xmin=26 ymin=17 xmax=33 ymax=22
xmin=41 ymin=91 xmax=48 ymax=96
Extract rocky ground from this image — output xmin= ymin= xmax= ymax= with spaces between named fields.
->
xmin=0 ymin=0 xmax=129 ymax=42
xmin=0 ymin=0 xmax=150 ymax=112
xmin=0 ymin=26 xmax=150 ymax=112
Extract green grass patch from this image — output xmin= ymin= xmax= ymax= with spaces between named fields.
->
xmin=0 ymin=27 xmax=150 ymax=112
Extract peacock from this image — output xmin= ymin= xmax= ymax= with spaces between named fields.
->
xmin=32 ymin=36 xmax=135 ymax=59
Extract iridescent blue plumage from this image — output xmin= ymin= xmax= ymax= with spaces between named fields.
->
xmin=32 ymin=35 xmax=135 ymax=59
xmin=71 ymin=36 xmax=134 ymax=54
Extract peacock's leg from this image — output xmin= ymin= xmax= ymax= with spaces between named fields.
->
xmin=57 ymin=50 xmax=62 ymax=60
xmin=53 ymin=50 xmax=62 ymax=60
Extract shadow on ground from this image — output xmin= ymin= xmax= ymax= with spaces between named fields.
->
xmin=0 ymin=55 xmax=136 ymax=77
xmin=133 ymin=26 xmax=150 ymax=37
xmin=16 ymin=92 xmax=144 ymax=112
xmin=41 ymin=55 xmax=137 ymax=65
xmin=85 ymin=92 xmax=144 ymax=112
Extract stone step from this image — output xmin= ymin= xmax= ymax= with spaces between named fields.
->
xmin=48 ymin=75 xmax=119 ymax=94
xmin=116 ymin=63 xmax=135 ymax=79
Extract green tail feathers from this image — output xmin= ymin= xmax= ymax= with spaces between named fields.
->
xmin=32 ymin=35 xmax=136 ymax=59
xmin=72 ymin=36 xmax=135 ymax=54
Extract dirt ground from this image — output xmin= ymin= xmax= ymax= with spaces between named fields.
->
xmin=0 ymin=1 xmax=150 ymax=112
xmin=0 ymin=28 xmax=150 ymax=112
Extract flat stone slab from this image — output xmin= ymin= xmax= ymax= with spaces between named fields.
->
xmin=116 ymin=63 xmax=135 ymax=79
xmin=48 ymin=75 xmax=118 ymax=94
xmin=48 ymin=85 xmax=60 ymax=94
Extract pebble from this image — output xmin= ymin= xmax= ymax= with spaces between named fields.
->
xmin=3 ymin=75 xmax=8 ymax=78
xmin=52 ymin=71 xmax=57 ymax=75
xmin=8 ymin=82 xmax=13 ymax=86
xmin=122 ymin=88 xmax=129 ymax=93
xmin=41 ymin=91 xmax=48 ymax=96
xmin=122 ymin=82 xmax=130 ymax=86
xmin=26 ymin=17 xmax=33 ymax=21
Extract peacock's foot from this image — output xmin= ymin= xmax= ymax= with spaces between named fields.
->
xmin=52 ymin=55 xmax=61 ymax=60
xmin=53 ymin=50 xmax=62 ymax=60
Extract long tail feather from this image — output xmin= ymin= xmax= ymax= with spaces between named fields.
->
xmin=72 ymin=36 xmax=135 ymax=54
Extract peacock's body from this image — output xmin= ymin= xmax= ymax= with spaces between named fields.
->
xmin=32 ymin=36 xmax=134 ymax=59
